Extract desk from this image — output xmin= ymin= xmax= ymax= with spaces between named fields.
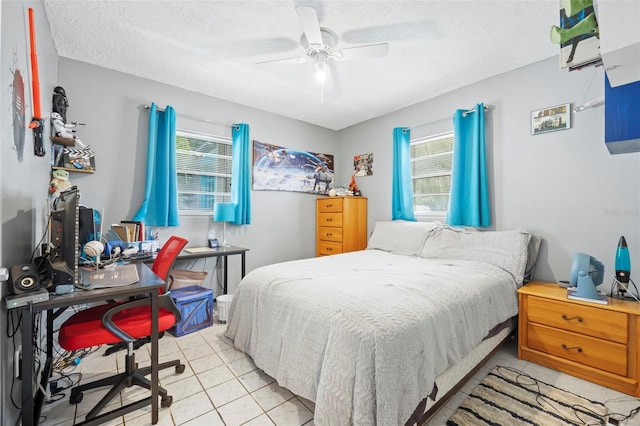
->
xmin=16 ymin=263 xmax=165 ymax=426
xmin=147 ymin=245 xmax=248 ymax=295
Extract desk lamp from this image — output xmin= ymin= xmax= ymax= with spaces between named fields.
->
xmin=213 ymin=203 xmax=235 ymax=247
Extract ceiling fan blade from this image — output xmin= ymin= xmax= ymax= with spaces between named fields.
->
xmin=335 ymin=43 xmax=390 ymax=60
xmin=255 ymin=56 xmax=311 ymax=69
xmin=296 ymin=6 xmax=323 ymax=47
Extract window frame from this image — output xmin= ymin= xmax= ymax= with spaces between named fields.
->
xmin=410 ymin=131 xmax=454 ymax=221
xmin=176 ymin=129 xmax=232 ymax=217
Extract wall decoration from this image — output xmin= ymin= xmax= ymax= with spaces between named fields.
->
xmin=550 ymin=0 xmax=601 ymax=71
xmin=52 ymin=145 xmax=95 ymax=172
xmin=531 ymin=104 xmax=571 ymax=135
xmin=253 ymin=140 xmax=334 ymax=194
xmin=27 ymin=7 xmax=45 ymax=157
xmin=353 ymin=153 xmax=373 ymax=176
xmin=10 ymin=52 xmax=26 ymax=162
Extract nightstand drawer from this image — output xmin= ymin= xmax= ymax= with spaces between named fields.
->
xmin=317 ymin=241 xmax=343 ymax=256
xmin=318 ymin=213 xmax=343 ymax=227
xmin=528 ymin=323 xmax=627 ymax=376
xmin=317 ymin=199 xmax=343 ymax=213
xmin=527 ymin=296 xmax=628 ymax=344
xmin=318 ymin=226 xmax=343 ymax=242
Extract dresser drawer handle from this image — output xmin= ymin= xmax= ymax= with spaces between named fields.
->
xmin=326 ymin=218 xmax=333 ymax=222
xmin=561 ymin=344 xmax=583 ymax=353
xmin=327 ymin=233 xmax=333 ymax=236
xmin=327 ymin=204 xmax=333 ymax=208
xmin=561 ymin=315 xmax=583 ymax=323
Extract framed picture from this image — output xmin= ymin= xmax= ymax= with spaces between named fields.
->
xmin=353 ymin=153 xmax=373 ymax=176
xmin=531 ymin=103 xmax=571 ymax=135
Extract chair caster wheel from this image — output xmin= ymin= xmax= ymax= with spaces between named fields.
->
xmin=70 ymin=392 xmax=83 ymax=404
xmin=161 ymin=395 xmax=173 ymax=408
xmin=176 ymin=364 xmax=186 ymax=374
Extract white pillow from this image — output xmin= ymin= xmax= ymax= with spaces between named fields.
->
xmin=367 ymin=221 xmax=440 ymax=256
xmin=418 ymin=225 xmax=532 ymax=285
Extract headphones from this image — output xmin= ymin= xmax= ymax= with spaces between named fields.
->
xmin=83 ymin=240 xmax=104 ymax=258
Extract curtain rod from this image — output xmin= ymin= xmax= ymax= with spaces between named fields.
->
xmin=408 ymin=104 xmax=494 ymax=132
xmin=143 ymin=104 xmax=234 ymax=128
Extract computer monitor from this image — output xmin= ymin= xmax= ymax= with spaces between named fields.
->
xmin=79 ymin=206 xmax=101 ymax=246
xmin=47 ymin=186 xmax=81 ymax=286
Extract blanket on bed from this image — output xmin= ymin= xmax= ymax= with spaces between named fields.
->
xmin=225 ymin=250 xmax=519 ymax=425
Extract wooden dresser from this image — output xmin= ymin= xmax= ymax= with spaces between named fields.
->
xmin=316 ymin=196 xmax=367 ymax=256
xmin=518 ymin=281 xmax=640 ymax=396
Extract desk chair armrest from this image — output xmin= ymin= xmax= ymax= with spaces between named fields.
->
xmin=101 ymin=295 xmax=182 ymax=342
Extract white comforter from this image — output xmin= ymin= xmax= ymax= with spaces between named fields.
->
xmin=225 ymin=250 xmax=518 ymax=425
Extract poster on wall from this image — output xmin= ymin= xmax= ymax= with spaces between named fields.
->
xmin=550 ymin=0 xmax=601 ymax=71
xmin=252 ymin=140 xmax=334 ymax=194
xmin=353 ymin=153 xmax=373 ymax=176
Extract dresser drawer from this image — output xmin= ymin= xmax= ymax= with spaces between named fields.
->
xmin=318 ymin=198 xmax=343 ymax=213
xmin=528 ymin=323 xmax=627 ymax=376
xmin=527 ymin=296 xmax=628 ymax=344
xmin=317 ymin=241 xmax=343 ymax=256
xmin=318 ymin=212 xmax=343 ymax=227
xmin=318 ymin=226 xmax=343 ymax=242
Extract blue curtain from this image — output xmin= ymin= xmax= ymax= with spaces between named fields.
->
xmin=447 ymin=103 xmax=491 ymax=227
xmin=391 ymin=127 xmax=416 ymax=221
xmin=133 ymin=103 xmax=179 ymax=226
xmin=231 ymin=123 xmax=251 ymax=225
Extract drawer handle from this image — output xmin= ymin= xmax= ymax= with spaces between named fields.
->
xmin=326 ymin=218 xmax=333 ymax=222
xmin=561 ymin=344 xmax=583 ymax=353
xmin=327 ymin=233 xmax=333 ymax=236
xmin=327 ymin=204 xmax=333 ymax=208
xmin=561 ymin=315 xmax=583 ymax=323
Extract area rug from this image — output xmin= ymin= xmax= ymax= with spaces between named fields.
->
xmin=447 ymin=366 xmax=608 ymax=425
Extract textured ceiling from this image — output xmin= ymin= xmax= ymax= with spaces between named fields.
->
xmin=43 ymin=0 xmax=559 ymax=130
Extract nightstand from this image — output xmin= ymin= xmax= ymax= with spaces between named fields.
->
xmin=518 ymin=281 xmax=640 ymax=397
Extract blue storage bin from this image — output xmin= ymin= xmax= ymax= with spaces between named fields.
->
xmin=169 ymin=285 xmax=214 ymax=337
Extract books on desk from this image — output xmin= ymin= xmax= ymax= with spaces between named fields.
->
xmin=111 ymin=221 xmax=145 ymax=242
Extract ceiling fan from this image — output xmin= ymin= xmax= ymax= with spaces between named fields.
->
xmin=255 ymin=6 xmax=389 ymax=87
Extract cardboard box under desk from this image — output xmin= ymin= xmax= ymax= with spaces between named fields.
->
xmin=171 ymin=269 xmax=208 ymax=290
xmin=169 ymin=285 xmax=214 ymax=337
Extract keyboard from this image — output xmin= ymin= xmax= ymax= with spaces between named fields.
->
xmin=81 ymin=264 xmax=139 ymax=288
xmin=184 ymin=247 xmax=218 ymax=254
xmin=123 ymin=252 xmax=154 ymax=261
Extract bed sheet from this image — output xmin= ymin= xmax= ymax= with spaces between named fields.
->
xmin=225 ymin=250 xmax=518 ymax=425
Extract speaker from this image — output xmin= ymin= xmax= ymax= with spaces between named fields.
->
xmin=9 ymin=264 xmax=41 ymax=295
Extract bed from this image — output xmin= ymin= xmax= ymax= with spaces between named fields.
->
xmin=225 ymin=221 xmax=535 ymax=425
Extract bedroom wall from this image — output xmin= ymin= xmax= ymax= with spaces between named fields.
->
xmin=335 ymin=56 xmax=640 ymax=284
xmin=0 ymin=1 xmax=58 ymax=424
xmin=56 ymin=58 xmax=338 ymax=294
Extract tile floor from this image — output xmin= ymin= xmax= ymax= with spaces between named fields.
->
xmin=40 ymin=325 xmax=640 ymax=426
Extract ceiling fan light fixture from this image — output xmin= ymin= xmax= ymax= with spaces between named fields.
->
xmin=314 ymin=61 xmax=328 ymax=83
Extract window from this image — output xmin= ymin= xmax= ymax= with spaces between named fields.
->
xmin=410 ymin=132 xmax=454 ymax=217
xmin=176 ymin=130 xmax=232 ymax=215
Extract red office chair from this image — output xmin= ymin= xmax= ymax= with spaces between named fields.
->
xmin=58 ymin=236 xmax=189 ymax=421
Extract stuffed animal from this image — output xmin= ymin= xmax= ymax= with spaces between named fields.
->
xmin=49 ymin=169 xmax=71 ymax=197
